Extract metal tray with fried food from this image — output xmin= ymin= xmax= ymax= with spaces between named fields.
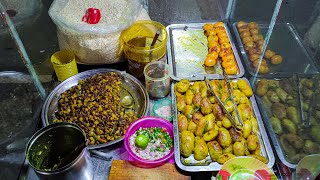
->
xmin=253 ymin=74 xmax=320 ymax=168
xmin=166 ymin=22 xmax=244 ymax=81
xmin=172 ymin=77 xmax=274 ymax=172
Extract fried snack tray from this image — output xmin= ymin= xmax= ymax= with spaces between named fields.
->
xmin=232 ymin=22 xmax=318 ymax=77
xmin=166 ymin=22 xmax=245 ymax=81
xmin=171 ymin=77 xmax=275 ymax=172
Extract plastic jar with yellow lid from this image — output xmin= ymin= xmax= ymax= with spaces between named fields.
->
xmin=121 ymin=20 xmax=167 ymax=80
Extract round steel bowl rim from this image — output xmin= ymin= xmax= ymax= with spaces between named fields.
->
xmin=41 ymin=68 xmax=149 ymax=149
xmin=26 ymin=122 xmax=88 ymax=173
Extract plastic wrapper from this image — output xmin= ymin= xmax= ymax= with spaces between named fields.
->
xmin=49 ymin=0 xmax=148 ymax=64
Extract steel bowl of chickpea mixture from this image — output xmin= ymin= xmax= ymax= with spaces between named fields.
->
xmin=42 ymin=69 xmax=149 ymax=149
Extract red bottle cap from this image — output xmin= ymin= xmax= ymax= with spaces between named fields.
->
xmin=82 ymin=8 xmax=101 ymax=24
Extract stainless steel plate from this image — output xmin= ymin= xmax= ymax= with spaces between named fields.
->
xmin=252 ymin=76 xmax=308 ymax=169
xmin=232 ymin=22 xmax=319 ymax=77
xmin=166 ymin=22 xmax=245 ymax=81
xmin=41 ymin=69 xmax=149 ymax=149
xmin=171 ymin=78 xmax=275 ymax=172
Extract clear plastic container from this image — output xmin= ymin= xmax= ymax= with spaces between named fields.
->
xmin=144 ymin=61 xmax=170 ymax=98
xmin=123 ymin=116 xmax=174 ymax=168
xmin=48 ymin=0 xmax=143 ymax=64
xmin=152 ymin=98 xmax=173 ymax=121
xmin=121 ymin=20 xmax=167 ymax=79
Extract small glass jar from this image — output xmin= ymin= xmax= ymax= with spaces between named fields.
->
xmin=144 ymin=61 xmax=171 ymax=99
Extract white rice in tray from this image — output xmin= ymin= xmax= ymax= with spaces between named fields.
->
xmin=129 ymin=127 xmax=172 ymax=161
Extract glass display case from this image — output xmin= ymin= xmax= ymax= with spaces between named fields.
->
xmin=227 ymin=0 xmax=320 ymax=178
xmin=0 ymin=0 xmax=57 ymax=179
xmin=1 ymin=0 xmax=320 ymax=179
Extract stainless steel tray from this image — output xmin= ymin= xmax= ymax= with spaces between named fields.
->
xmin=171 ymin=78 xmax=275 ymax=172
xmin=41 ymin=69 xmax=149 ymax=149
xmin=232 ymin=22 xmax=319 ymax=77
xmin=255 ymin=96 xmax=297 ymax=169
xmin=252 ymin=76 xmax=308 ymax=169
xmin=166 ymin=23 xmax=245 ymax=81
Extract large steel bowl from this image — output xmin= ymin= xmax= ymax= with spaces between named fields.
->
xmin=41 ymin=69 xmax=149 ymax=149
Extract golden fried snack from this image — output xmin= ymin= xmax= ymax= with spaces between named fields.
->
xmin=203 ymin=23 xmax=214 ymax=31
xmin=250 ymin=28 xmax=259 ymax=35
xmin=271 ymin=55 xmax=283 ymax=64
xmin=248 ymin=22 xmax=259 ymax=29
xmin=264 ymin=49 xmax=275 ymax=59
xmin=237 ymin=21 xmax=248 ymax=28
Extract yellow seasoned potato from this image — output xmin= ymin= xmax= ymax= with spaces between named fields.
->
xmin=237 ymin=104 xmax=253 ymax=121
xmin=207 ymin=141 xmax=223 ymax=161
xmin=201 ymin=97 xmax=212 ymax=115
xmin=223 ymin=145 xmax=233 ymax=154
xmin=224 ymin=101 xmax=234 ymax=113
xmin=178 ymin=114 xmax=188 ymax=132
xmin=212 ymin=104 xmax=224 ymax=121
xmin=218 ymin=127 xmax=232 ymax=148
xmin=175 ymin=79 xmax=190 ymax=93
xmin=233 ymin=142 xmax=245 ymax=156
xmin=237 ymin=79 xmax=253 ymax=97
xmin=185 ymin=89 xmax=194 ymax=105
xmin=176 ymin=96 xmax=186 ymax=112
xmin=190 ymin=81 xmax=201 ymax=94
xmin=222 ymin=116 xmax=232 ymax=129
xmin=247 ymin=134 xmax=259 ymax=151
xmin=192 ymin=112 xmax=203 ymax=124
xmin=217 ymin=153 xmax=236 ymax=164
xmin=194 ymin=138 xmax=209 ymax=161
xmin=183 ymin=105 xmax=194 ymax=119
xmin=208 ymin=95 xmax=216 ymax=104
xmin=192 ymin=93 xmax=202 ymax=107
xmin=216 ymin=120 xmax=222 ymax=128
xmin=243 ymin=120 xmax=252 ymax=138
xmin=252 ymin=144 xmax=261 ymax=156
xmin=203 ymin=124 xmax=219 ymax=141
xmin=195 ymin=117 xmax=207 ymax=137
xmin=239 ymin=137 xmax=250 ymax=155
xmin=233 ymin=90 xmax=249 ymax=105
xmin=187 ymin=120 xmax=197 ymax=133
xmin=200 ymin=86 xmax=208 ymax=98
xmin=250 ymin=117 xmax=259 ymax=134
xmin=180 ymin=131 xmax=195 ymax=157
xmin=229 ymin=127 xmax=243 ymax=143
xmin=220 ymin=92 xmax=229 ymax=103
xmin=204 ymin=113 xmax=216 ymax=132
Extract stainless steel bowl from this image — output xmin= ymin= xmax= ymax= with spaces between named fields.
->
xmin=26 ymin=122 xmax=93 ymax=180
xmin=41 ymin=68 xmax=149 ymax=149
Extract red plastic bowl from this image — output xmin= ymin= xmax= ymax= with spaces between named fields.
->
xmin=124 ymin=116 xmax=174 ymax=168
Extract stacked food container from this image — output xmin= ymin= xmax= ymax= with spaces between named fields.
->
xmin=231 ymin=20 xmax=320 ymax=171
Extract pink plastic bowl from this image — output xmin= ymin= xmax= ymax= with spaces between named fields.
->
xmin=124 ymin=116 xmax=174 ymax=168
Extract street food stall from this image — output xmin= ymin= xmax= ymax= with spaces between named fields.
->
xmin=1 ymin=0 xmax=320 ymax=179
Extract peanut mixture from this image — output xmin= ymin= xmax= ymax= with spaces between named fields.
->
xmin=54 ymin=72 xmax=138 ymax=145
